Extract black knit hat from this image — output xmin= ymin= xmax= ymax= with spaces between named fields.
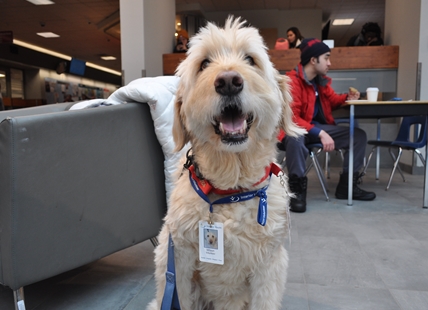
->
xmin=300 ymin=38 xmax=331 ymax=66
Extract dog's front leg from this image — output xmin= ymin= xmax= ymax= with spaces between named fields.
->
xmin=249 ymin=246 xmax=288 ymax=310
xmin=147 ymin=227 xmax=170 ymax=310
xmin=174 ymin=244 xmax=200 ymax=310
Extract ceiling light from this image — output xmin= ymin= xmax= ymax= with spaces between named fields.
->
xmin=0 ymin=74 xmax=5 ymax=77
xmin=101 ymin=56 xmax=116 ymax=61
xmin=13 ymin=39 xmax=121 ymax=76
xmin=26 ymin=0 xmax=55 ymax=5
xmin=85 ymin=62 xmax=121 ymax=76
xmin=332 ymin=19 xmax=354 ymax=26
xmin=14 ymin=39 xmax=70 ymax=59
xmin=37 ymin=32 xmax=60 ymax=38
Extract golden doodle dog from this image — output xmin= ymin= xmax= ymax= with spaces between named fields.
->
xmin=148 ymin=16 xmax=304 ymax=310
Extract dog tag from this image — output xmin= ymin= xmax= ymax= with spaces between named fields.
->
xmin=199 ymin=221 xmax=224 ymax=265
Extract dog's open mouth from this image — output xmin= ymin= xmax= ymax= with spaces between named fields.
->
xmin=213 ymin=103 xmax=253 ymax=144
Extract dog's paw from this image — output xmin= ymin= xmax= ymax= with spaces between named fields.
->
xmin=146 ymin=299 xmax=158 ymax=310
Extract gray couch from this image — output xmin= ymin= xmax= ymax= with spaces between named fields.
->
xmin=0 ymin=102 xmax=166 ymax=309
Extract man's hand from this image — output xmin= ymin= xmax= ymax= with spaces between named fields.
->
xmin=347 ymin=87 xmax=360 ymax=100
xmin=319 ymin=130 xmax=335 ymax=152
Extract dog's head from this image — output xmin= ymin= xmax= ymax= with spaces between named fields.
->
xmin=206 ymin=231 xmax=217 ymax=245
xmin=173 ymin=16 xmax=304 ymax=153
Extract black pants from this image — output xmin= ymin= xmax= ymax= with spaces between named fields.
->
xmin=283 ymin=124 xmax=367 ymax=177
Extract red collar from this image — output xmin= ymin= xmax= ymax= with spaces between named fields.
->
xmin=188 ymin=163 xmax=282 ymax=196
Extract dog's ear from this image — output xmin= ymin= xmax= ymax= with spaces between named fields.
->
xmin=172 ymin=88 xmax=191 ymax=151
xmin=277 ymin=74 xmax=306 ymax=138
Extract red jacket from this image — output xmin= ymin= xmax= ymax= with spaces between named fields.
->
xmin=286 ymin=64 xmax=347 ymax=135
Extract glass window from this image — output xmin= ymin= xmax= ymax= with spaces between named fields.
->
xmin=10 ymin=68 xmax=24 ymax=99
xmin=0 ymin=70 xmax=6 ymax=97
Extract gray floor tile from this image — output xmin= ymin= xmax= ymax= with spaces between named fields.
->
xmin=390 ymin=289 xmax=428 ymax=310
xmin=124 ymin=277 xmax=156 ymax=310
xmin=306 ymin=285 xmax=401 ymax=310
xmin=1 ymin=167 xmax=428 ymax=309
xmin=282 ymin=283 xmax=309 ymax=310
xmin=360 ymin=238 xmax=428 ymax=290
xmin=299 ymin=236 xmax=387 ymax=289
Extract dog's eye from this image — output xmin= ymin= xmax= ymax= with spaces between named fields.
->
xmin=245 ymin=55 xmax=255 ymax=66
xmin=200 ymin=59 xmax=210 ymax=71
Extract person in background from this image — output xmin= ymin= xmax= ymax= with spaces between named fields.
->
xmin=347 ymin=22 xmax=384 ymax=46
xmin=64 ymin=94 xmax=74 ymax=102
xmin=174 ymin=29 xmax=189 ymax=53
xmin=275 ymin=37 xmax=289 ymax=50
xmin=282 ymin=38 xmax=376 ymax=213
xmin=287 ymin=27 xmax=304 ymax=48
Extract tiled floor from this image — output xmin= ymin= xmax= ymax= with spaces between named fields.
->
xmin=1 ymin=167 xmax=428 ymax=310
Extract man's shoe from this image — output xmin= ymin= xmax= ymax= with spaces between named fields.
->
xmin=288 ymin=175 xmax=308 ymax=212
xmin=335 ymin=172 xmax=376 ymax=201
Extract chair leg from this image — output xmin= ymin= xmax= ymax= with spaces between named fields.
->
xmin=13 ymin=287 xmax=26 ymax=310
xmin=150 ymin=237 xmax=159 ymax=247
xmin=362 ymin=147 xmax=375 ymax=176
xmin=307 ymin=149 xmax=330 ymax=201
xmin=324 ymin=152 xmax=330 ymax=179
xmin=304 ymin=160 xmax=314 ymax=176
xmin=414 ymin=149 xmax=426 ymax=166
xmin=388 ymin=148 xmax=405 ymax=182
xmin=386 ymin=148 xmax=403 ymax=191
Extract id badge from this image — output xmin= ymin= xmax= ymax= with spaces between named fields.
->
xmin=199 ymin=221 xmax=224 ymax=265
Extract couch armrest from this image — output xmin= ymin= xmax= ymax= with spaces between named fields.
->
xmin=0 ymin=102 xmax=74 ymax=121
xmin=0 ymin=103 xmax=166 ymax=290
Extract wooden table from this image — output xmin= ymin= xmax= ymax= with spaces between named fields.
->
xmin=341 ymin=100 xmax=428 ymax=208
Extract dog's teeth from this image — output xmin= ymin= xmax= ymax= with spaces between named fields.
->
xmin=238 ymin=120 xmax=247 ymax=134
xmin=219 ymin=122 xmax=225 ymax=134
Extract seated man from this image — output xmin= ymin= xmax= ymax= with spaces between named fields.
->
xmin=283 ymin=38 xmax=376 ymax=213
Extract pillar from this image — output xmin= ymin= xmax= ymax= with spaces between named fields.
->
xmin=120 ymin=0 xmax=176 ymax=85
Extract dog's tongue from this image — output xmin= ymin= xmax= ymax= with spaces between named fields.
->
xmin=220 ymin=114 xmax=246 ymax=132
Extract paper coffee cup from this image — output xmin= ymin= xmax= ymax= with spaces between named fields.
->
xmin=366 ymin=87 xmax=379 ymax=102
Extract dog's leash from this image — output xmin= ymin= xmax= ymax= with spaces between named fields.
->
xmin=161 ymin=234 xmax=181 ymax=310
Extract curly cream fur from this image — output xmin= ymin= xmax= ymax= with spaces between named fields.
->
xmin=148 ymin=16 xmax=304 ymax=310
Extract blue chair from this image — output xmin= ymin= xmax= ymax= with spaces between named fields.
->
xmin=362 ymin=116 xmax=427 ymax=190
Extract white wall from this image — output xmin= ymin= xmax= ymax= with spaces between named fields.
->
xmin=385 ymin=0 xmax=421 ymax=100
xmin=204 ymin=9 xmax=322 ymax=41
xmin=204 ymin=10 xmax=279 ymax=29
xmin=419 ymin=0 xmax=428 ymax=100
xmin=120 ymin=0 xmax=145 ymax=85
xmin=144 ymin=0 xmax=176 ymax=77
xmin=385 ymin=0 xmax=425 ymax=168
xmin=278 ymin=9 xmax=322 ymax=40
xmin=120 ymin=0 xmax=175 ymax=85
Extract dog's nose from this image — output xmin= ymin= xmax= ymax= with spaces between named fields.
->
xmin=215 ymin=71 xmax=243 ymax=96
